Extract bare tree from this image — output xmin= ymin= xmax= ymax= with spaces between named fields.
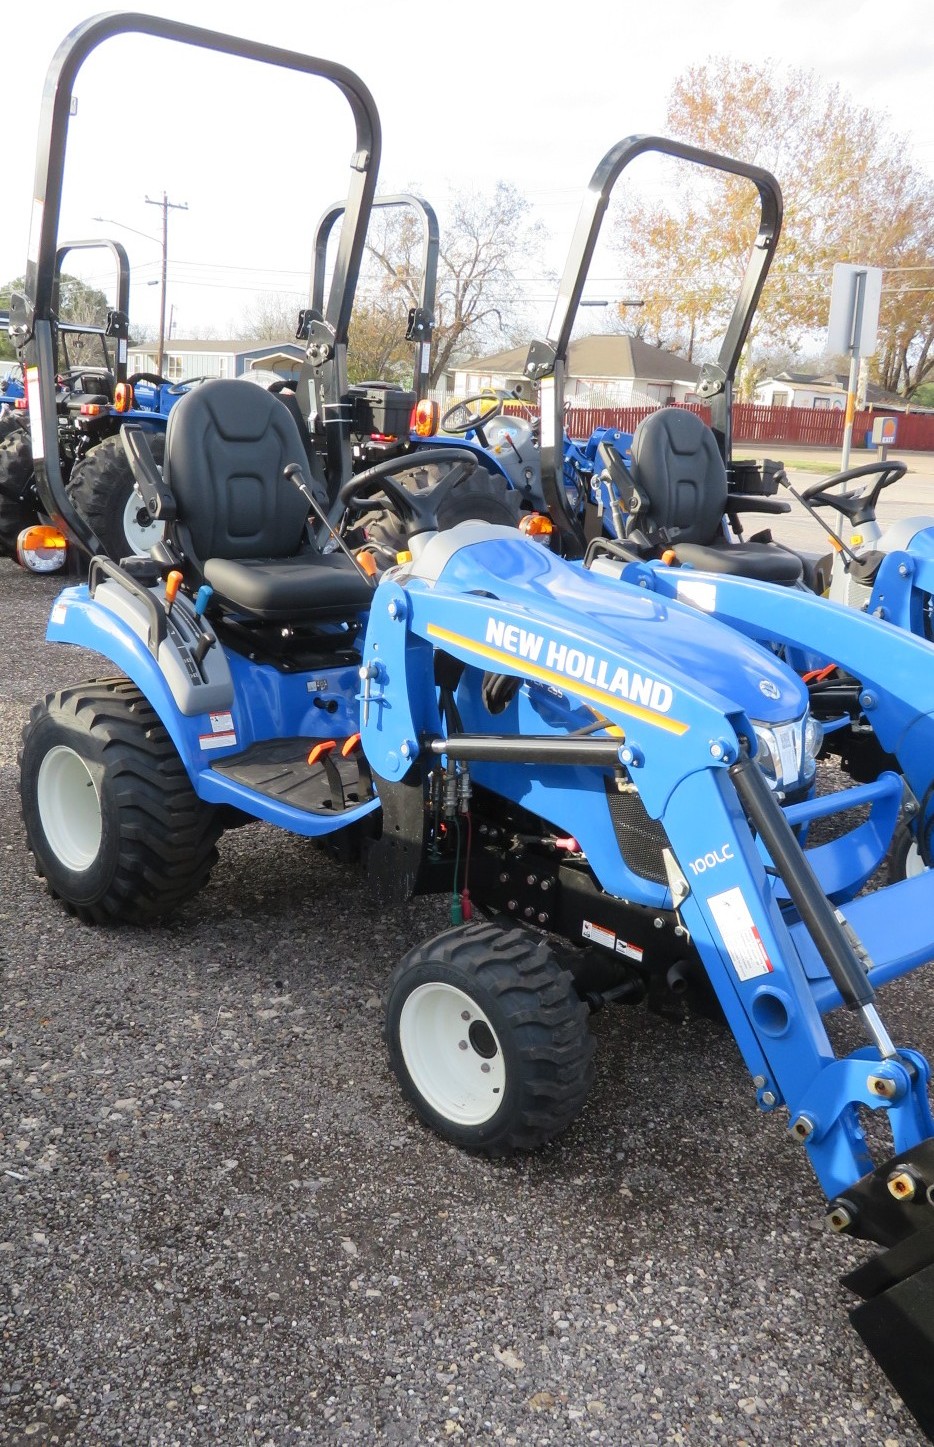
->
xmin=358 ymin=183 xmax=547 ymax=386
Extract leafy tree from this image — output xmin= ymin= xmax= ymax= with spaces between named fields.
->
xmin=1 ymin=272 xmax=113 ymax=366
xmin=611 ymin=61 xmax=934 ymax=396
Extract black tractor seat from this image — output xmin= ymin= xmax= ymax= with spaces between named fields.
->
xmin=155 ymin=378 xmax=372 ymax=621
xmin=624 ymin=407 xmax=804 ymax=587
xmin=203 ymin=550 xmax=372 ymax=620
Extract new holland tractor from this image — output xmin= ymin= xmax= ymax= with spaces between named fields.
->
xmin=407 ymin=134 xmax=934 ymax=878
xmin=1 ymin=237 xmax=202 ymax=569
xmin=12 ymin=14 xmax=934 ymax=1439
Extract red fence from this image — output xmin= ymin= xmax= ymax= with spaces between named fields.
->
xmin=556 ymin=403 xmax=934 ymax=453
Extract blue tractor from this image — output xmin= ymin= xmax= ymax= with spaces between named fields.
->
xmin=15 ymin=15 xmax=934 ymax=1439
xmin=1 ymin=239 xmax=204 ymax=570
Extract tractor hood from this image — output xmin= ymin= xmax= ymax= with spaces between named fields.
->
xmin=409 ymin=527 xmax=807 ymax=728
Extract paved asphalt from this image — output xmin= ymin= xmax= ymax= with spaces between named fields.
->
xmin=2 ymin=446 xmax=933 ymax=1444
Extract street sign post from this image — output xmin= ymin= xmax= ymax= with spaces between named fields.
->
xmin=827 ymin=263 xmax=883 ymax=471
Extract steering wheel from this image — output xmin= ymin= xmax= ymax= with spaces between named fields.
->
xmin=127 ymin=372 xmax=169 ymax=387
xmin=800 ymin=460 xmax=907 ymax=523
xmin=166 ymin=375 xmax=212 ymax=395
xmin=441 ymin=390 xmax=505 ymax=440
xmin=338 ymin=448 xmax=479 ymax=538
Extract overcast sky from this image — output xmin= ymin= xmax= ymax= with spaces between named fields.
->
xmin=5 ymin=0 xmax=933 ymax=340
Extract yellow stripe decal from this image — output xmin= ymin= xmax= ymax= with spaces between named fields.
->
xmin=426 ymin=623 xmax=690 ymax=737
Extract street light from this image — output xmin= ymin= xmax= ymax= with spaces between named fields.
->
xmin=93 ymin=192 xmax=188 ymax=374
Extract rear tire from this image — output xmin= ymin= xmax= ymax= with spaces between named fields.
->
xmin=0 ymin=428 xmax=39 ymax=555
xmin=362 ymin=461 xmax=519 ymax=557
xmin=19 ymin=678 xmax=222 ymax=923
xmin=0 ymin=410 xmax=26 ymax=445
xmin=68 ymin=432 xmax=166 ymax=559
xmin=384 ymin=921 xmax=595 ymax=1154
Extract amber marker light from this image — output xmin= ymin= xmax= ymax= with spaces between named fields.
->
xmin=16 ymin=524 xmax=68 ymax=574
xmin=518 ymin=513 xmax=554 ymax=538
xmin=412 ymin=399 xmax=439 ymax=437
xmin=113 ymin=382 xmax=134 ymax=413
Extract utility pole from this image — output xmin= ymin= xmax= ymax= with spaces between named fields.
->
xmin=145 ymin=191 xmax=188 ymax=374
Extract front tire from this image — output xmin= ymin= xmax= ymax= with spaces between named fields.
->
xmin=888 ymin=818 xmax=929 ymax=882
xmin=384 ymin=921 xmax=595 ymax=1154
xmin=19 ymin=679 xmax=222 ymax=923
xmin=68 ymin=432 xmax=166 ymax=559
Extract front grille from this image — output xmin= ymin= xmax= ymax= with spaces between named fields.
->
xmin=605 ymin=778 xmax=670 ymax=884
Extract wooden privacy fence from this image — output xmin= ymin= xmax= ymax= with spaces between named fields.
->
xmin=542 ymin=403 xmax=934 ymax=452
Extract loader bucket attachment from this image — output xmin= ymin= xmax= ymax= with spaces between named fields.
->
xmin=847 ymin=1241 xmax=934 ymax=1438
xmin=832 ymin=1138 xmax=934 ymax=1438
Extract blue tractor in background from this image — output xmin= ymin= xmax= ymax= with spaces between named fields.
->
xmin=1 ymin=240 xmax=202 ymax=570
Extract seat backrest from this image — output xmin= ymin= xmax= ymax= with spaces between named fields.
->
xmin=629 ymin=407 xmax=728 ymax=544
xmin=164 ymin=378 xmax=313 ymax=564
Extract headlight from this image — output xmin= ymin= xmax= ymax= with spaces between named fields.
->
xmin=753 ymin=711 xmax=822 ymax=795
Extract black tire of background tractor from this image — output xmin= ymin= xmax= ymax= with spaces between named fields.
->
xmin=362 ymin=462 xmax=520 ymax=557
xmin=68 ymin=432 xmax=166 ymax=560
xmin=0 ymin=428 xmax=39 ymax=555
xmin=887 ymin=818 xmax=927 ymax=883
xmin=0 ymin=410 xmax=26 ymax=444
xmin=19 ymin=678 xmax=223 ymax=925
xmin=384 ymin=921 xmax=595 ymax=1155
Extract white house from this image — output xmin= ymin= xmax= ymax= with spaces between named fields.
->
xmin=127 ymin=337 xmax=305 ymax=383
xmin=453 ymin=335 xmax=701 ymax=407
xmin=754 ymin=371 xmax=850 ymax=410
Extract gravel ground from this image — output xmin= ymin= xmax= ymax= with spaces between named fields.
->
xmin=0 ymin=553 xmax=930 ymax=1446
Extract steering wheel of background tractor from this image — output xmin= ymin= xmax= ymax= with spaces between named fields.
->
xmin=127 ymin=372 xmax=169 ymax=387
xmin=166 ymin=376 xmax=212 ymax=395
xmin=440 ymin=391 xmax=505 ymax=443
xmin=801 ymin=460 xmax=908 ymax=521
xmin=339 ymin=448 xmax=480 ymax=539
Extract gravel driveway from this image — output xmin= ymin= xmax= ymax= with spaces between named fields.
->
xmin=0 ymin=553 xmax=928 ymax=1446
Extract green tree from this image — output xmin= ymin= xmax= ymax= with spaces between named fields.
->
xmin=1 ymin=272 xmax=113 ymax=365
xmin=611 ymin=60 xmax=934 ymax=396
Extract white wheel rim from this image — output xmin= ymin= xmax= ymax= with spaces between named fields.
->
xmin=36 ymin=745 xmax=103 ymax=871
xmin=398 ymin=982 xmax=506 ymax=1126
xmin=903 ymin=839 xmax=927 ymax=878
xmin=122 ymin=486 xmax=165 ymax=555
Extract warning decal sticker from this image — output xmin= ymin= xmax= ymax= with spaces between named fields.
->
xmin=198 ymin=711 xmax=237 ymax=751
xmin=582 ymin=920 xmax=616 ymax=952
xmin=707 ymin=886 xmax=774 ymax=981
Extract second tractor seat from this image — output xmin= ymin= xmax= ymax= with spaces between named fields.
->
xmin=626 ymin=407 xmax=803 ymax=586
xmin=161 ymin=378 xmax=372 ymax=620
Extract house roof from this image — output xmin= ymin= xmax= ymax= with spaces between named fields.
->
xmin=459 ymin=334 xmax=700 ymax=384
xmin=760 ymin=370 xmax=906 ymax=408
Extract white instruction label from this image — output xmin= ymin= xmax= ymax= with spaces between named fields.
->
xmin=707 ymin=886 xmax=773 ymax=981
xmin=675 ymin=578 xmax=717 ymax=613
